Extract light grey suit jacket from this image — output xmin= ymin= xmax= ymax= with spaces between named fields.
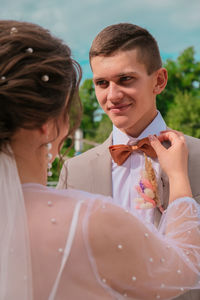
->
xmin=58 ymin=132 xmax=200 ymax=299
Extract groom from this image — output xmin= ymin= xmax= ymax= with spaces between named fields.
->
xmin=58 ymin=23 xmax=200 ymax=298
xmin=58 ymin=24 xmax=200 ymax=215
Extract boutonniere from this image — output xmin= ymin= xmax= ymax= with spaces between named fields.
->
xmin=133 ymin=154 xmax=164 ymax=213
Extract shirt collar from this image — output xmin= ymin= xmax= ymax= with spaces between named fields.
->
xmin=113 ymin=111 xmax=167 ymax=145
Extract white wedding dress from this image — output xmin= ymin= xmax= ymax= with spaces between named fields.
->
xmin=0 ymin=151 xmax=200 ymax=300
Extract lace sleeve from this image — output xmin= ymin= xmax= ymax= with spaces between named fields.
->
xmin=85 ymin=197 xmax=200 ymax=300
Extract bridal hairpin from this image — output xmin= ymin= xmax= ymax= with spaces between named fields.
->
xmin=133 ymin=154 xmax=164 ymax=213
xmin=41 ymin=75 xmax=49 ymax=82
xmin=10 ymin=27 xmax=18 ymax=34
xmin=0 ymin=76 xmax=6 ymax=86
xmin=25 ymin=47 xmax=34 ymax=54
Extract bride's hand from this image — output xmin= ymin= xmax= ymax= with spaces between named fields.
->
xmin=149 ymin=130 xmax=188 ymax=180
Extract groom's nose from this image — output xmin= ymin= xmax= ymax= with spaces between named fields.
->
xmin=107 ymin=82 xmax=124 ymax=102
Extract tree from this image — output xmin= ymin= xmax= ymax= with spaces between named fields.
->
xmin=166 ymin=91 xmax=200 ymax=138
xmin=157 ymin=47 xmax=200 ymax=117
xmin=79 ymin=79 xmax=99 ymax=139
xmin=94 ymin=114 xmax=112 ymax=143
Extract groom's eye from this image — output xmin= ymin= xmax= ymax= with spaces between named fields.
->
xmin=120 ymin=76 xmax=132 ymax=83
xmin=95 ymin=80 xmax=108 ymax=88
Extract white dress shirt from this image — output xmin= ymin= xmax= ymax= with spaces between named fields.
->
xmin=112 ymin=111 xmax=167 ymax=223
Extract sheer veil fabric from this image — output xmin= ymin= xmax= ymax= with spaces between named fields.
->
xmin=84 ymin=197 xmax=200 ymax=299
xmin=0 ymin=149 xmax=32 ymax=299
xmin=0 ymin=149 xmax=200 ymax=299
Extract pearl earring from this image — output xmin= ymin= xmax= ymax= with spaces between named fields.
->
xmin=46 ymin=142 xmax=53 ymax=177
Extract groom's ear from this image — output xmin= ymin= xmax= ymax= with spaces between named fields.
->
xmin=153 ymin=68 xmax=168 ymax=95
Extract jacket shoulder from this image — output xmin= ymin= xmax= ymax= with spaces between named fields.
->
xmin=184 ymin=134 xmax=200 ymax=154
xmin=65 ymin=133 xmax=113 ymax=168
xmin=58 ymin=134 xmax=112 ymax=192
xmin=184 ymin=134 xmax=200 ymax=200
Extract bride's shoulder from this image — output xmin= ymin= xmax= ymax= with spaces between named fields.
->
xmin=22 ymin=183 xmax=84 ymax=208
xmin=22 ymin=183 xmax=110 ymax=211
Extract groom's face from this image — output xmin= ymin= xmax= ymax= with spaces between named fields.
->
xmin=92 ymin=49 xmax=160 ymax=138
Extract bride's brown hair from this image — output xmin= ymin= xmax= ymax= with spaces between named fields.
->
xmin=0 ymin=20 xmax=82 ymax=151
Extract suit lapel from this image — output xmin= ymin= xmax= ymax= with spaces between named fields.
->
xmin=160 ymin=140 xmax=170 ymax=211
xmin=154 ymin=139 xmax=170 ymax=226
xmin=90 ymin=133 xmax=113 ymax=196
xmin=161 ymin=170 xmax=169 ymax=210
xmin=154 ymin=168 xmax=169 ymax=226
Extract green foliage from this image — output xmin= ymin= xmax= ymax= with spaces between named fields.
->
xmin=79 ymin=78 xmax=112 ymax=147
xmin=157 ymin=47 xmax=200 ymax=117
xmin=79 ymin=79 xmax=99 ymax=139
xmin=48 ymin=137 xmax=75 ymax=184
xmin=94 ymin=114 xmax=112 ymax=143
xmin=166 ymin=91 xmax=200 ymax=138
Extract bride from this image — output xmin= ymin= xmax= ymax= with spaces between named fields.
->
xmin=0 ymin=20 xmax=199 ymax=300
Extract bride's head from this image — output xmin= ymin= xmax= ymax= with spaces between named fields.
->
xmin=0 ymin=20 xmax=82 ymax=154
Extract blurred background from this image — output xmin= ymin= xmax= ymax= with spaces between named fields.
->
xmin=1 ymin=0 xmax=200 ymax=182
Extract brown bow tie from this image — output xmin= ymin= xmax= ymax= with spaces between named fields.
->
xmin=109 ymin=137 xmax=157 ymax=166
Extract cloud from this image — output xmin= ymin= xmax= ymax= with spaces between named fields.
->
xmin=1 ymin=0 xmax=199 ymax=79
xmin=170 ymin=3 xmax=200 ymax=31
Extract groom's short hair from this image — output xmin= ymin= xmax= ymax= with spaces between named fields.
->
xmin=89 ymin=23 xmax=162 ymax=75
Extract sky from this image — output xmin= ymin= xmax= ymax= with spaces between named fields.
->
xmin=0 ymin=0 xmax=200 ymax=81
